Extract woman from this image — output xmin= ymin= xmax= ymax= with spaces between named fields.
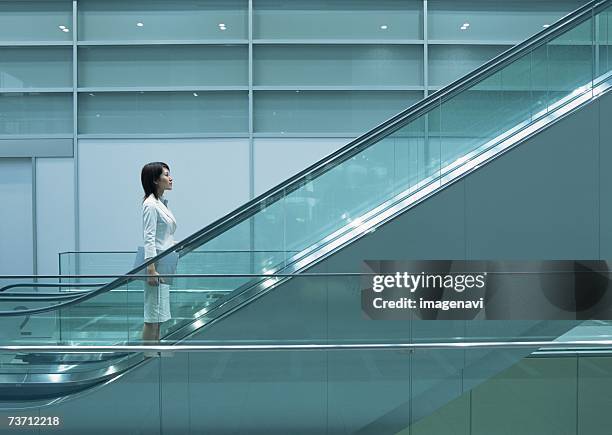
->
xmin=140 ymin=162 xmax=176 ymax=343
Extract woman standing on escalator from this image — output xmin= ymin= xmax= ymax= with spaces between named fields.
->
xmin=140 ymin=162 xmax=177 ymax=343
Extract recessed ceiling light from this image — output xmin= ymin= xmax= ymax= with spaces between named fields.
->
xmin=137 ymin=22 xmax=144 ymax=27
xmin=543 ymin=24 xmax=550 ymax=28
xmin=380 ymin=25 xmax=388 ymax=30
xmin=62 ymin=28 xmax=70 ymax=33
xmin=58 ymin=25 xmax=66 ymax=30
xmin=193 ymin=92 xmax=199 ymax=97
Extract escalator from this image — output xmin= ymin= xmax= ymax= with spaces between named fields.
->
xmin=2 ymin=0 xmax=612 ymax=429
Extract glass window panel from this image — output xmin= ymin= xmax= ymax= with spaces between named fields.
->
xmin=0 ymin=47 xmax=72 ymax=89
xmin=0 ymin=1 xmax=72 ymax=42
xmin=389 ymin=112 xmax=435 ymax=196
xmin=78 ymin=45 xmax=248 ymax=87
xmin=428 ymin=0 xmax=589 ymax=42
xmin=251 ymin=123 xmax=430 ymax=254
xmin=254 ymin=45 xmax=423 ymax=86
xmin=254 ymin=0 xmax=422 ymax=40
xmin=547 ymin=18 xmax=594 ymax=94
xmin=531 ymin=17 xmax=594 ymax=111
xmin=252 ymin=143 xmax=402 ymax=252
xmin=428 ymin=45 xmax=509 ymax=88
xmin=438 ymin=51 xmax=542 ymax=169
xmin=248 ymin=113 xmax=435 ymax=259
xmin=254 ymin=91 xmax=422 ymax=134
xmin=77 ymin=0 xmax=247 ymax=41
xmin=578 ymin=356 xmax=612 ymax=434
xmin=0 ymin=93 xmax=72 ymax=135
xmin=78 ymin=91 xmax=248 ymax=134
xmin=471 ymin=358 xmax=577 ymax=434
xmin=597 ymin=7 xmax=612 ymax=81
xmin=436 ymin=16 xmax=594 ymax=174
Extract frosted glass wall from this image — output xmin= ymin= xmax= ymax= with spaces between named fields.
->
xmin=0 ymin=0 xmax=590 ymax=139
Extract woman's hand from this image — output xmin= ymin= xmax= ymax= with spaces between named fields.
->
xmin=147 ymin=264 xmax=164 ymax=286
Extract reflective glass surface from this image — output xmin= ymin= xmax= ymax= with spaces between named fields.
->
xmin=254 ymin=91 xmax=423 ymax=133
xmin=77 ymin=0 xmax=247 ymax=41
xmin=428 ymin=45 xmax=508 ymax=87
xmin=0 ymin=47 xmax=72 ymax=89
xmin=78 ymin=45 xmax=248 ymax=88
xmin=254 ymin=0 xmax=422 ymax=40
xmin=254 ymin=45 xmax=423 ymax=86
xmin=78 ymin=91 xmax=248 ymax=134
xmin=428 ymin=0 xmax=589 ymax=42
xmin=0 ymin=93 xmax=72 ymax=135
xmin=0 ymin=1 xmax=72 ymax=42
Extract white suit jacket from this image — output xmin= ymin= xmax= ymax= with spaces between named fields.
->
xmin=142 ymin=194 xmax=177 ymax=259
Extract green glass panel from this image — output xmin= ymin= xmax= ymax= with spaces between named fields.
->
xmin=327 ymin=350 xmax=411 ymax=433
xmin=78 ymin=45 xmax=248 ymax=87
xmin=78 ymin=0 xmax=247 ymax=41
xmin=547 ymin=19 xmax=594 ymax=95
xmin=597 ymin=7 xmax=612 ymax=82
xmin=578 ymin=356 xmax=612 ymax=435
xmin=254 ymin=45 xmax=422 ymax=86
xmin=409 ymin=394 xmax=470 ymax=435
xmin=78 ymin=91 xmax=248 ymax=134
xmin=0 ymin=47 xmax=72 ymax=89
xmin=389 ymin=115 xmax=429 ymax=196
xmin=59 ymin=284 xmax=130 ymax=344
xmin=428 ymin=45 xmax=508 ymax=88
xmin=0 ymin=297 xmax=61 ymax=343
xmin=254 ymin=91 xmax=422 ymax=134
xmin=254 ymin=0 xmax=422 ymax=40
xmin=0 ymin=1 xmax=72 ymax=42
xmin=438 ymin=65 xmax=537 ymax=169
xmin=428 ymin=0 xmax=588 ymax=42
xmin=0 ymin=93 xmax=72 ymax=135
xmin=471 ymin=358 xmax=577 ymax=435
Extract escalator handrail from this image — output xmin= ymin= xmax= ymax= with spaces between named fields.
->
xmin=0 ymin=0 xmax=608 ymax=317
xmin=0 ymin=282 xmax=105 ymax=293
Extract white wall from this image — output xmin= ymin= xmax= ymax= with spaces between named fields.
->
xmin=77 ymin=139 xmax=250 ymax=251
xmin=35 ymin=157 xmax=76 ymax=275
xmin=0 ymin=158 xmax=33 ymax=275
xmin=0 ymin=138 xmax=354 ymax=275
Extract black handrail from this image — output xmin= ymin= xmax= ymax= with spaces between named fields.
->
xmin=1 ymin=0 xmax=609 ymax=318
xmin=0 ymin=282 xmax=106 ymax=293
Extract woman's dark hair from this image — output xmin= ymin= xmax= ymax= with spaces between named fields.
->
xmin=141 ymin=162 xmax=170 ymax=201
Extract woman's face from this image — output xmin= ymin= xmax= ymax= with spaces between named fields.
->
xmin=157 ymin=167 xmax=173 ymax=192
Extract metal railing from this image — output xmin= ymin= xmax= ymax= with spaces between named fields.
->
xmin=2 ymin=340 xmax=612 ymax=353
